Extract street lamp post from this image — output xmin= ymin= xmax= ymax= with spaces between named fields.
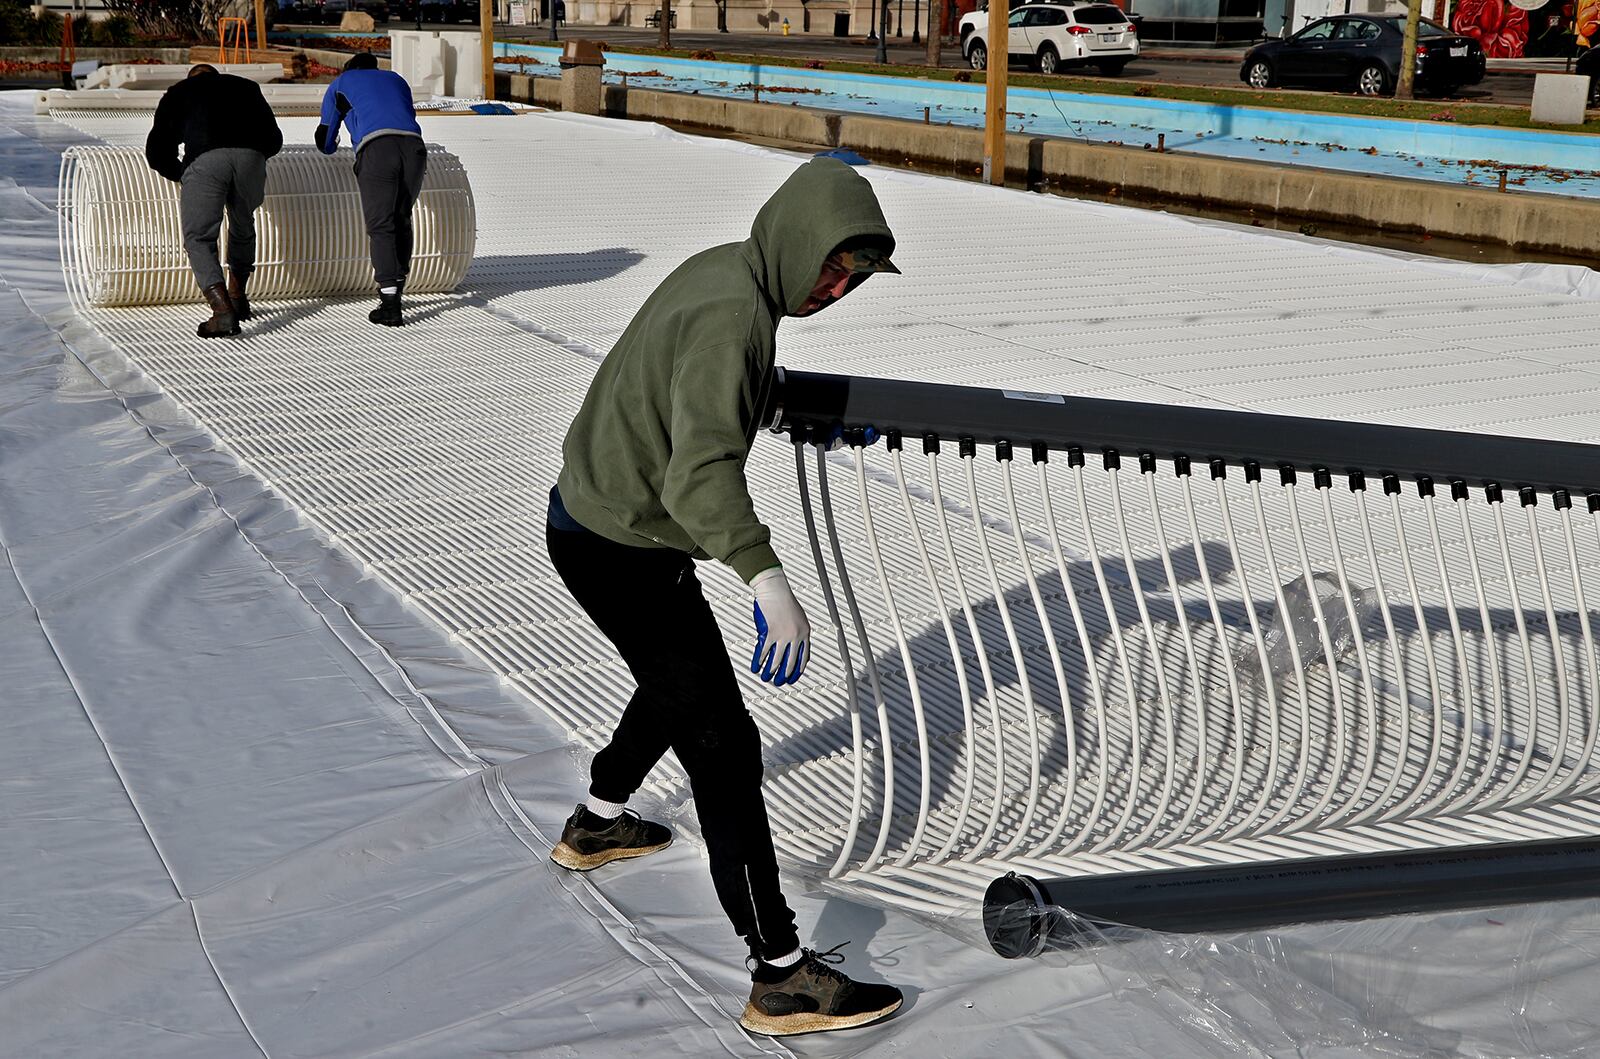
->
xmin=912 ymin=0 xmax=920 ymax=43
xmin=869 ymin=0 xmax=879 ymax=41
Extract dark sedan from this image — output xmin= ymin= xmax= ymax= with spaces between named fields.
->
xmin=1578 ymin=46 xmax=1598 ymax=107
xmin=1240 ymin=15 xmax=1485 ymax=97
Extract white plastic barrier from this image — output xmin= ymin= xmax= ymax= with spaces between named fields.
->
xmin=37 ymin=82 xmax=433 ymax=116
xmin=58 ymin=144 xmax=477 ymax=309
xmin=391 ymin=29 xmax=447 ymax=96
xmin=390 ymin=28 xmax=483 ymax=98
xmin=80 ymin=62 xmax=286 ymax=91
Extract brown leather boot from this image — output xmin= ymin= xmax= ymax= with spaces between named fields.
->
xmin=227 ymin=270 xmax=252 ymax=321
xmin=197 ymin=283 xmax=240 ymax=338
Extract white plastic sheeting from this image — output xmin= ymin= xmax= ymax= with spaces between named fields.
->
xmin=59 ymin=144 xmax=476 ymax=308
xmin=8 ymin=91 xmax=1600 ymax=1056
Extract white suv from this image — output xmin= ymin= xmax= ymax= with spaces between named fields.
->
xmin=963 ymin=2 xmax=1139 ymax=76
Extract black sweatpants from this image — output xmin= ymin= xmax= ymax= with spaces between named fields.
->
xmin=545 ymin=520 xmax=801 ymax=963
xmin=354 ymin=135 xmax=428 ymax=289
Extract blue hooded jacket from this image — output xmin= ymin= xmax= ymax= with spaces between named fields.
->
xmin=316 ymin=68 xmax=421 ymax=153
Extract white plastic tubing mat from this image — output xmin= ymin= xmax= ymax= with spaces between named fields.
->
xmin=58 ymin=143 xmax=475 ymax=308
xmin=37 ymin=104 xmax=1600 ymax=922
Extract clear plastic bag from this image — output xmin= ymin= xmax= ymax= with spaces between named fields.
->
xmin=1237 ymin=571 xmax=1378 ymax=688
xmin=972 ymin=894 xmax=1600 ymax=1058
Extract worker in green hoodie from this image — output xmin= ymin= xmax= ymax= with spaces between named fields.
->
xmin=545 ymin=156 xmax=903 ymax=1038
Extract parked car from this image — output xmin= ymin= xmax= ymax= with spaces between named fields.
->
xmin=959 ymin=0 xmax=1139 ymax=45
xmin=959 ymin=0 xmax=1035 ymax=44
xmin=322 ymin=0 xmax=391 ymax=23
xmin=1577 ymin=46 xmax=1599 ymax=108
xmin=964 ymin=2 xmax=1140 ymax=76
xmin=392 ymin=0 xmax=477 ymax=23
xmin=275 ymin=0 xmax=390 ymax=24
xmin=1240 ymin=15 xmax=1484 ymax=97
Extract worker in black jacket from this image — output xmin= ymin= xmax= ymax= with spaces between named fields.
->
xmin=145 ymin=64 xmax=283 ymax=338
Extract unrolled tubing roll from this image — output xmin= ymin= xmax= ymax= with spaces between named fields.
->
xmin=983 ymin=837 xmax=1600 ymax=958
xmin=59 ymin=144 xmax=475 ymax=309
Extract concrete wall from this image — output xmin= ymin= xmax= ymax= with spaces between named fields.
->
xmin=0 ymin=46 xmax=192 ymax=63
xmin=494 ymin=71 xmax=1600 ymax=258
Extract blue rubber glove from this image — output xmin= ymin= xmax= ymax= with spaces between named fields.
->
xmin=750 ymin=567 xmax=810 ymax=686
xmin=824 ymin=425 xmax=879 ymax=451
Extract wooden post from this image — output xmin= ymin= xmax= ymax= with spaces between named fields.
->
xmin=254 ymin=0 xmax=267 ymax=53
xmin=982 ymin=0 xmax=1007 ymax=184
xmin=482 ymin=0 xmax=495 ymax=100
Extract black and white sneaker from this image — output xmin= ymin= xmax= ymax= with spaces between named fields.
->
xmin=740 ymin=943 xmax=903 ymax=1037
xmin=549 ymin=804 xmax=672 ymax=871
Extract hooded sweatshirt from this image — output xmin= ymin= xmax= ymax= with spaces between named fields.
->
xmin=556 ymin=157 xmax=895 ymax=583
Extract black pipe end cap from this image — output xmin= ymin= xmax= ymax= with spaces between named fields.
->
xmin=983 ymin=873 xmax=1052 ymax=960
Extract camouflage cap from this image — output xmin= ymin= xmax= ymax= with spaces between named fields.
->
xmin=834 ymin=245 xmax=901 ymax=275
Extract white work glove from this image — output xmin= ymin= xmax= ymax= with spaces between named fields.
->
xmin=749 ymin=567 xmax=810 ymax=686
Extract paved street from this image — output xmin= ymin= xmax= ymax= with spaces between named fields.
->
xmin=491 ymin=21 xmax=1541 ymax=105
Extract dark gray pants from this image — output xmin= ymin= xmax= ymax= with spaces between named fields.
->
xmin=355 ymin=135 xmax=428 ymax=289
xmin=179 ymin=147 xmax=267 ymax=292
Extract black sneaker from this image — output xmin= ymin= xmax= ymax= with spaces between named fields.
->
xmin=368 ymin=290 xmax=403 ymax=327
xmin=549 ymin=804 xmax=672 ymax=871
xmin=740 ymin=943 xmax=903 ymax=1037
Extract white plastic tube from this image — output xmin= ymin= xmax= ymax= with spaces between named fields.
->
xmin=59 ymin=144 xmax=476 ymax=309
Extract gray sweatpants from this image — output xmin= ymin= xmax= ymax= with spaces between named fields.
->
xmin=179 ymin=147 xmax=268 ymax=292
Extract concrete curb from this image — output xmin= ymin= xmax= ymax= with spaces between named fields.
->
xmin=496 ymin=71 xmax=1600 ymax=258
xmin=0 ymin=45 xmax=193 ymax=63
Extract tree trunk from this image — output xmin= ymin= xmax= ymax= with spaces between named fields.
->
xmin=924 ymin=0 xmax=941 ymax=65
xmin=659 ymin=0 xmax=671 ymax=48
xmin=1397 ymin=0 xmax=1421 ymax=99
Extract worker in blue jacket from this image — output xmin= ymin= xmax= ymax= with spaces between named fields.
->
xmin=316 ymin=52 xmax=427 ymax=327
